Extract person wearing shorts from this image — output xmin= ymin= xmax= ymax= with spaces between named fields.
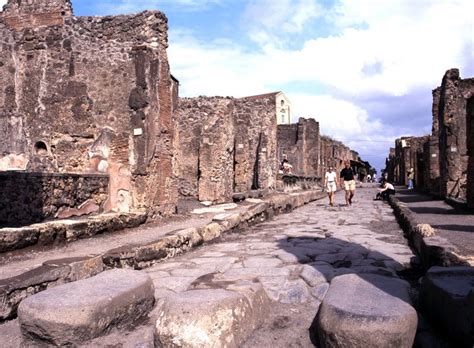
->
xmin=340 ymin=161 xmax=356 ymax=206
xmin=324 ymin=166 xmax=338 ymax=206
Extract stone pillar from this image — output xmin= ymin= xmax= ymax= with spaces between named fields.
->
xmin=438 ymin=69 xmax=468 ymax=199
xmin=429 ymin=87 xmax=441 ymax=195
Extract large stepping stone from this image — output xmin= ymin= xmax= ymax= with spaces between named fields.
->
xmin=155 ymin=283 xmax=269 ymax=347
xmin=420 ymin=266 xmax=474 ymax=346
xmin=18 ymin=269 xmax=155 ymax=346
xmin=315 ymin=274 xmax=417 ymax=348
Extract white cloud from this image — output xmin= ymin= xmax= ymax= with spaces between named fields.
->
xmin=91 ymin=0 xmax=221 ymax=15
xmin=243 ymin=0 xmax=326 ymax=47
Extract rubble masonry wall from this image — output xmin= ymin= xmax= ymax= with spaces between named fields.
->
xmin=0 ymin=0 xmax=177 ymax=216
xmin=0 ymin=172 xmax=108 ymax=227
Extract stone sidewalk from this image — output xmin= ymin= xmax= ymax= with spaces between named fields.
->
xmin=393 ymin=188 xmax=474 ymax=259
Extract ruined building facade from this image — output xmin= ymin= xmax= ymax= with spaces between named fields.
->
xmin=385 ymin=69 xmax=474 ymax=208
xmin=277 ymin=118 xmax=320 ymax=177
xmin=0 ymin=0 xmax=177 ymax=223
xmin=175 ymin=95 xmax=278 ymax=203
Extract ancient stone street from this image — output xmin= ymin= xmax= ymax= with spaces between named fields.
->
xmin=0 ymin=186 xmax=467 ymax=347
xmin=145 ymin=186 xmax=419 ymax=347
xmin=72 ymin=186 xmax=416 ymax=347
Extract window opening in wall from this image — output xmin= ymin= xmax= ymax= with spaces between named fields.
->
xmin=281 ymin=100 xmax=285 ymax=106
xmin=281 ymin=114 xmax=285 ymax=123
xmin=34 ymin=141 xmax=48 ymax=156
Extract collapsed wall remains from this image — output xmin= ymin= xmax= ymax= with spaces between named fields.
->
xmin=0 ymin=0 xmax=177 ymax=220
xmin=385 ymin=68 xmax=474 ymax=207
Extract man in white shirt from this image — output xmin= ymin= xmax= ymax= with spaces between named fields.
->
xmin=324 ymin=166 xmax=338 ymax=206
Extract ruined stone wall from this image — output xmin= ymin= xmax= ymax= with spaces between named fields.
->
xmin=438 ymin=69 xmax=474 ymax=201
xmin=467 ymin=96 xmax=474 ymax=208
xmin=277 ymin=118 xmax=320 ymax=177
xmin=0 ymin=172 xmax=108 ymax=227
xmin=1 ymin=0 xmax=72 ymax=31
xmin=385 ymin=148 xmax=397 ymax=182
xmin=234 ymin=96 xmax=278 ymax=193
xmin=391 ymin=136 xmax=429 ymax=187
xmin=175 ymin=95 xmax=277 ymax=203
xmin=0 ymin=0 xmax=177 ymax=216
xmin=319 ymin=136 xmax=357 ymax=177
xmin=427 ymin=87 xmax=441 ymax=194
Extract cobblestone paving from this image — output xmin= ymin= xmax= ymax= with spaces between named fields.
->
xmin=146 ymin=187 xmax=419 ymax=346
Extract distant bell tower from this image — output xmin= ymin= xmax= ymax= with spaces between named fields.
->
xmin=1 ymin=0 xmax=73 ymax=31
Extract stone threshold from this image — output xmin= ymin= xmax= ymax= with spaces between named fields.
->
xmin=388 ymin=196 xmax=472 ymax=269
xmin=0 ymin=211 xmax=148 ymax=253
xmin=0 ymin=189 xmax=325 ymax=322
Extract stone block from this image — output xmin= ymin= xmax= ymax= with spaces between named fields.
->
xmin=420 ymin=266 xmax=474 ymax=346
xmin=18 ymin=269 xmax=155 ymax=345
xmin=0 ymin=255 xmax=104 ymax=321
xmin=199 ymin=222 xmax=223 ymax=242
xmin=155 ymin=286 xmax=269 ymax=347
xmin=315 ymin=274 xmax=417 ymax=348
xmin=0 ymin=227 xmax=39 ymax=252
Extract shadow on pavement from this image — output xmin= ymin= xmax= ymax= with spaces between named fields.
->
xmin=275 ymin=235 xmax=428 ymax=347
xmin=431 ymin=224 xmax=474 ymax=233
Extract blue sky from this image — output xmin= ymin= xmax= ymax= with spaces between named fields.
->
xmin=2 ymin=0 xmax=473 ymax=172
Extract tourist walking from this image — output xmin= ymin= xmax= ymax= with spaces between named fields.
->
xmin=340 ymin=161 xmax=356 ymax=206
xmin=324 ymin=166 xmax=338 ymax=206
xmin=407 ymin=168 xmax=414 ymax=190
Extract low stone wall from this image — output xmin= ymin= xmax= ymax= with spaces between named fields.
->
xmin=0 ymin=172 xmax=109 ymax=227
xmin=279 ymin=175 xmax=322 ymax=191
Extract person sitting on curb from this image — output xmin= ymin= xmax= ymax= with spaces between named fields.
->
xmin=375 ymin=181 xmax=396 ymax=201
xmin=324 ymin=165 xmax=338 ymax=206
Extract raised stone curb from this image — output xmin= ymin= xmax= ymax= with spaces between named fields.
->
xmin=420 ymin=266 xmax=474 ymax=346
xmin=315 ymin=274 xmax=418 ymax=348
xmin=18 ymin=269 xmax=155 ymax=346
xmin=0 ymin=189 xmax=325 ymax=323
xmin=102 ymin=191 xmax=325 ymax=269
xmin=0 ymin=255 xmax=103 ymax=321
xmin=155 ymin=284 xmax=269 ymax=347
xmin=388 ymin=196 xmax=469 ymax=268
xmin=0 ymin=211 xmax=148 ymax=253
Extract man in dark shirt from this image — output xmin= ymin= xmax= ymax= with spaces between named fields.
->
xmin=340 ymin=161 xmax=356 ymax=206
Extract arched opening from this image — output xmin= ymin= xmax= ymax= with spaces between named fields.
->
xmin=34 ymin=141 xmax=48 ymax=156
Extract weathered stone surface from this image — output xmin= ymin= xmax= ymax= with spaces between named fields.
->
xmin=175 ymin=95 xmax=278 ymax=203
xmin=0 ymin=0 xmax=177 ymax=216
xmin=316 ymin=274 xmax=417 ymax=348
xmin=420 ymin=266 xmax=474 ymax=346
xmin=155 ymin=286 xmax=269 ymax=347
xmin=300 ymin=264 xmax=330 ymax=287
xmin=0 ymin=210 xmax=147 ymax=253
xmin=199 ymin=222 xmax=223 ymax=242
xmin=0 ymin=255 xmax=103 ymax=321
xmin=0 ymin=172 xmax=109 ymax=228
xmin=277 ymin=118 xmax=320 ymax=176
xmin=18 ymin=269 xmax=155 ymax=345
